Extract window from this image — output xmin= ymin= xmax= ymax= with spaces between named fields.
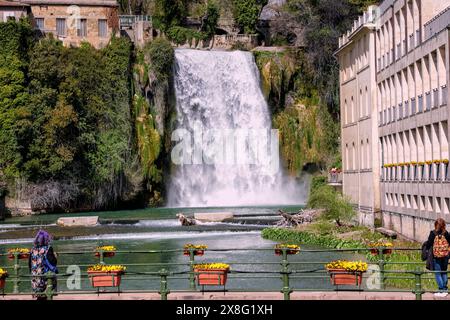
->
xmin=35 ymin=18 xmax=44 ymax=31
xmin=427 ymin=196 xmax=433 ymax=212
xmin=400 ymin=194 xmax=405 ymax=208
xmin=98 ymin=19 xmax=107 ymax=38
xmin=436 ymin=197 xmax=441 ymax=213
xmin=420 ymin=196 xmax=425 ymax=211
xmin=407 ymin=195 xmax=411 ymax=209
xmin=3 ymin=12 xmax=15 ymax=22
xmin=413 ymin=195 xmax=418 ymax=209
xmin=445 ymin=198 xmax=450 ymax=215
xmin=56 ymin=18 xmax=66 ymax=37
xmin=77 ymin=19 xmax=87 ymax=37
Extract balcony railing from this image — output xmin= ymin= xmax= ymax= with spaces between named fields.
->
xmin=411 ymin=98 xmax=416 ymax=115
xmin=418 ymin=95 xmax=423 ymax=112
xmin=396 ymin=43 xmax=401 ymax=60
xmin=404 ymin=100 xmax=409 ymax=118
xmin=391 ymin=48 xmax=395 ymax=65
xmin=425 ymin=91 xmax=431 ymax=111
xmin=328 ymin=172 xmax=343 ymax=185
xmin=398 ymin=103 xmax=403 ymax=120
xmin=392 ymin=106 xmax=396 ymax=122
xmin=402 ymin=39 xmax=406 ymax=56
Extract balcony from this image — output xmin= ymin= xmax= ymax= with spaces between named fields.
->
xmin=398 ymin=102 xmax=403 ymax=120
xmin=391 ymin=48 xmax=395 ymax=65
xmin=404 ymin=100 xmax=409 ymax=118
xmin=328 ymin=171 xmax=343 ymax=188
xmin=392 ymin=106 xmax=396 ymax=122
xmin=418 ymin=95 xmax=423 ymax=112
xmin=425 ymin=91 xmax=431 ymax=111
xmin=402 ymin=40 xmax=406 ymax=56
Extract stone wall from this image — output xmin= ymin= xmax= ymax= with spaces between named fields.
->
xmin=29 ymin=4 xmax=119 ymax=49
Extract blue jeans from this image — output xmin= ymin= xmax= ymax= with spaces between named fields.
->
xmin=433 ymin=257 xmax=449 ymax=291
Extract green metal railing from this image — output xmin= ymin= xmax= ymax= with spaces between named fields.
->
xmin=0 ymin=247 xmax=446 ymax=300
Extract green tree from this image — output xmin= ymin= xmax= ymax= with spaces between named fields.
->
xmin=154 ymin=0 xmax=188 ymax=30
xmin=201 ymin=1 xmax=220 ymax=37
xmin=233 ymin=0 xmax=261 ymax=34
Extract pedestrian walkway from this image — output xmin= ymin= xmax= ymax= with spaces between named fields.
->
xmin=2 ymin=291 xmax=450 ymax=300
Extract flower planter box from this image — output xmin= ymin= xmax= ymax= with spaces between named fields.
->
xmin=328 ymin=269 xmax=363 ymax=286
xmin=94 ymin=251 xmax=116 ymax=258
xmin=0 ymin=277 xmax=6 ymax=290
xmin=370 ymin=248 xmax=392 ymax=256
xmin=195 ymin=268 xmax=229 ymax=286
xmin=88 ymin=270 xmax=123 ymax=288
xmin=274 ymin=249 xmax=299 ymax=255
xmin=183 ymin=250 xmax=205 ymax=256
xmin=8 ymin=253 xmax=30 ymax=260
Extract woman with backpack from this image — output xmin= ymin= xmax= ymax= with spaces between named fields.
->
xmin=426 ymin=218 xmax=450 ymax=297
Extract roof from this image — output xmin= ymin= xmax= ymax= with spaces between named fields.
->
xmin=18 ymin=0 xmax=118 ymax=7
xmin=0 ymin=1 xmax=30 ymax=7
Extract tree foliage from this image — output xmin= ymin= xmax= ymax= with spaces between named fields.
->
xmin=233 ymin=0 xmax=263 ymax=34
xmin=154 ymin=0 xmax=188 ymax=30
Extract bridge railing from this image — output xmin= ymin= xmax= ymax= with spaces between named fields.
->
xmin=0 ymin=247 xmax=443 ymax=300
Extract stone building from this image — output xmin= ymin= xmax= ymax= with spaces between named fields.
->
xmin=13 ymin=0 xmax=119 ymax=49
xmin=0 ymin=0 xmax=29 ymax=22
xmin=336 ymin=0 xmax=450 ymax=241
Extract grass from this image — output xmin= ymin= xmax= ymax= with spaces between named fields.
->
xmin=261 ymin=221 xmax=436 ymax=291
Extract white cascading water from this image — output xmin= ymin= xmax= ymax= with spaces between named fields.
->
xmin=168 ymin=49 xmax=307 ymax=207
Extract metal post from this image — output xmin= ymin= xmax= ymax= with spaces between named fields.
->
xmin=189 ymin=249 xmax=196 ymax=290
xmin=377 ymin=247 xmax=385 ymax=290
xmin=280 ymin=249 xmax=292 ymax=301
xmin=413 ymin=271 xmax=423 ymax=300
xmin=99 ymin=249 xmax=105 ymax=264
xmin=45 ymin=272 xmax=55 ymax=300
xmin=13 ymin=253 xmax=19 ymax=294
xmin=159 ymin=269 xmax=170 ymax=300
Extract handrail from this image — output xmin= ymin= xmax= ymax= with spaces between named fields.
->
xmin=0 ymin=247 xmax=443 ymax=300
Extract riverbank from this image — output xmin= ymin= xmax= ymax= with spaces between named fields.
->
xmin=261 ymin=222 xmax=434 ymax=290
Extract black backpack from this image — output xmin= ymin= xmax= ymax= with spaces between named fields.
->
xmin=421 ymin=241 xmax=429 ymax=261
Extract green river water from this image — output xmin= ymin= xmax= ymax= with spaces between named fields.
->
xmin=0 ymin=206 xmax=366 ymax=293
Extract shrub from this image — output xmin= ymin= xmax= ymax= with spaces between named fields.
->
xmin=145 ymin=38 xmax=174 ymax=81
xmin=308 ymin=185 xmax=355 ymax=226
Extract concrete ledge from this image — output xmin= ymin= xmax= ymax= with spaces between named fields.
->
xmin=56 ymin=216 xmax=99 ymax=227
xmin=1 ymin=291 xmax=448 ymax=300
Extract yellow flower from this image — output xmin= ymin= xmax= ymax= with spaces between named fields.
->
xmin=184 ymin=244 xmax=208 ymax=250
xmin=0 ymin=268 xmax=8 ymax=277
xmin=87 ymin=264 xmax=126 ymax=273
xmin=193 ymin=263 xmax=230 ymax=270
xmin=325 ymin=260 xmax=368 ymax=272
xmin=275 ymin=244 xmax=300 ymax=250
xmin=95 ymin=245 xmax=116 ymax=251
xmin=7 ymin=248 xmax=30 ymax=254
xmin=368 ymin=241 xmax=393 ymax=248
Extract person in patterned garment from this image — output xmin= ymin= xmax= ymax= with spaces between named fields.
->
xmin=28 ymin=230 xmax=58 ymax=300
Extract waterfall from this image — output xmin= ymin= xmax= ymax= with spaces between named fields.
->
xmin=168 ymin=49 xmax=307 ymax=207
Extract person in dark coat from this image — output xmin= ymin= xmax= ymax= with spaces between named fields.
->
xmin=28 ymin=230 xmax=58 ymax=300
xmin=425 ymin=218 xmax=450 ymax=297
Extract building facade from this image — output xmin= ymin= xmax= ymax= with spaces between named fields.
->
xmin=335 ymin=7 xmax=381 ymax=229
xmin=0 ymin=0 xmax=29 ymax=22
xmin=337 ymin=0 xmax=450 ymax=242
xmin=11 ymin=0 xmax=119 ymax=49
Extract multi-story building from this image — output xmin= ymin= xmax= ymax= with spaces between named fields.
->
xmin=10 ymin=0 xmax=120 ymax=49
xmin=335 ymin=7 xmax=381 ymax=229
xmin=336 ymin=0 xmax=450 ymax=242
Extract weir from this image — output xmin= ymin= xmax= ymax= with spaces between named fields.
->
xmin=168 ymin=49 xmax=306 ymax=207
